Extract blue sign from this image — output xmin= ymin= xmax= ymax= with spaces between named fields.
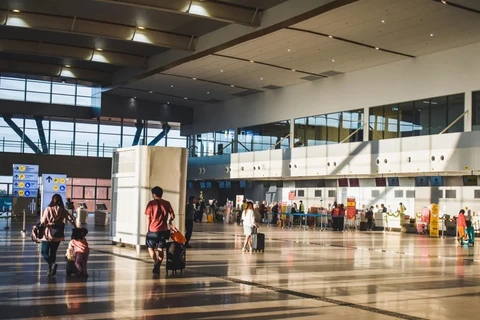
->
xmin=13 ymin=164 xmax=39 ymax=198
xmin=13 ymin=164 xmax=39 ymax=174
xmin=59 ymin=185 xmax=66 ymax=192
xmin=41 ymin=174 xmax=67 ymax=213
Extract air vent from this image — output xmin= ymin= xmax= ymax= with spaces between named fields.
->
xmin=263 ymin=85 xmax=282 ymax=90
xmin=232 ymin=90 xmax=258 ymax=97
xmin=319 ymin=70 xmax=344 ymax=77
xmin=205 ymin=99 xmax=222 ymax=104
xmin=300 ymin=75 xmax=324 ymax=81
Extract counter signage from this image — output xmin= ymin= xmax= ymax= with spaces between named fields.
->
xmin=429 ymin=203 xmax=439 ymax=237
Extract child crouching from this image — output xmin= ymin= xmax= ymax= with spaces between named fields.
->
xmin=69 ymin=228 xmax=90 ymax=277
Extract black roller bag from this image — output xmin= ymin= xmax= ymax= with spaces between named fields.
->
xmin=251 ymin=227 xmax=265 ymax=252
xmin=165 ymin=242 xmax=186 ymax=275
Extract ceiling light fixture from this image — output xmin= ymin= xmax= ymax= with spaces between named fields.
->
xmin=288 ymin=49 xmax=291 ymax=52
xmin=192 ymin=77 xmax=197 ymax=80
xmin=207 ymin=92 xmax=210 ymax=94
xmin=260 ymin=77 xmax=263 ymax=80
xmin=250 ymin=60 xmax=254 ymax=63
xmin=96 ymin=48 xmax=103 ymax=51
xmin=332 ymin=59 xmax=335 ymax=62
xmin=12 ymin=9 xmax=20 ymax=13
xmin=64 ymin=65 xmax=71 ymax=68
xmin=291 ymin=69 xmax=296 ymax=72
xmin=430 ymin=33 xmax=434 ymax=37
xmin=220 ymin=69 xmax=224 ymax=72
xmin=441 ymin=0 xmax=447 ymax=4
xmin=133 ymin=96 xmax=136 ymax=99
xmin=149 ymin=91 xmax=153 ymax=93
xmin=230 ymin=85 xmax=235 ymax=87
xmin=167 ymin=102 xmax=170 ymax=104
xmin=137 ymin=26 xmax=145 ymax=30
xmin=184 ymin=97 xmax=188 ymax=100
xmin=170 ymin=85 xmax=174 ymax=88
xmin=381 ymin=20 xmax=385 ymax=23
xmin=375 ymin=47 xmax=380 ymax=50
xmin=328 ymin=35 xmax=333 ymax=39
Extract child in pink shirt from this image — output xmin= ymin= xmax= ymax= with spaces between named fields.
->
xmin=457 ymin=209 xmax=467 ymax=244
xmin=69 ymin=228 xmax=90 ymax=277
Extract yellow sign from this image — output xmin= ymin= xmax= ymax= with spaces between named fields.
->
xmin=19 ymin=166 xmax=25 ymax=172
xmin=19 ymin=182 xmax=24 ymax=188
xmin=430 ymin=203 xmax=439 ymax=237
xmin=347 ymin=201 xmax=356 ymax=207
xmin=60 ymin=178 xmax=66 ymax=184
xmin=53 ymin=185 xmax=59 ymax=191
xmin=19 ymin=174 xmax=25 ymax=180
xmin=54 ymin=178 xmax=59 ymax=183
xmin=18 ymin=190 xmax=24 ymax=196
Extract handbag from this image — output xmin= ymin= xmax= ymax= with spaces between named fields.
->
xmin=45 ymin=223 xmax=66 ymax=241
xmin=31 ymin=223 xmax=45 ymax=243
xmin=170 ymin=225 xmax=187 ymax=244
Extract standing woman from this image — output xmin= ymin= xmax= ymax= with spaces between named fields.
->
xmin=41 ymin=194 xmax=76 ymax=276
xmin=242 ymin=201 xmax=258 ymax=252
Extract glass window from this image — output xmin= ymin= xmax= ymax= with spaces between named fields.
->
xmin=26 ymin=92 xmax=50 ymax=103
xmin=447 ymin=94 xmax=464 ymax=133
xmin=76 ymin=121 xmax=98 ymax=156
xmin=27 ymin=80 xmax=50 ymax=93
xmin=414 ymin=100 xmax=430 ymax=136
xmin=399 ymin=102 xmax=414 ymax=137
xmin=77 ymin=86 xmax=93 ymax=97
xmin=430 ymin=96 xmax=447 ymax=134
xmin=327 ymin=113 xmax=340 ymax=143
xmin=473 ymin=91 xmax=480 ymax=131
xmin=1 ymin=77 xmax=25 ymax=90
xmin=52 ymin=83 xmax=75 ymax=95
xmin=76 ymin=96 xmax=92 ymax=107
xmin=52 ymin=94 xmax=75 ymax=105
xmin=384 ymin=104 xmax=399 ymax=139
xmin=0 ymin=89 xmax=24 ymax=101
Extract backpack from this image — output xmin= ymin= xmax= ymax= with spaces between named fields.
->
xmin=31 ymin=223 xmax=45 ymax=243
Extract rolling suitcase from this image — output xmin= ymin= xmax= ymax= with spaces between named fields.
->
xmin=251 ymin=228 xmax=265 ymax=252
xmin=360 ymin=221 xmax=367 ymax=231
xmin=165 ymin=242 xmax=186 ymax=275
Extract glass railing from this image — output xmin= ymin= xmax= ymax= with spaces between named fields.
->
xmin=0 ymin=139 xmax=117 ymax=157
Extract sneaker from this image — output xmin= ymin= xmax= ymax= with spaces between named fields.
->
xmin=152 ymin=262 xmax=161 ymax=274
xmin=51 ymin=263 xmax=58 ymax=276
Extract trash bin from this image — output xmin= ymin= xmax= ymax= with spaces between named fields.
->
xmin=94 ymin=203 xmax=109 ymax=226
xmin=76 ymin=204 xmax=88 ymax=225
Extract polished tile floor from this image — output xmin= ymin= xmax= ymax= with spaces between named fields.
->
xmin=1 ymin=217 xmax=479 ymax=320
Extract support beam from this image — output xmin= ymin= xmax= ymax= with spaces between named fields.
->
xmin=2 ymin=114 xmax=42 ymax=154
xmin=34 ymin=116 xmax=48 ymax=154
xmin=148 ymin=123 xmax=171 ymax=146
xmin=132 ymin=120 xmax=144 ymax=146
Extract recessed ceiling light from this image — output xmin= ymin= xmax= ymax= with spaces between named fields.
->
xmin=430 ymin=33 xmax=434 ymax=37
xmin=250 ymin=60 xmax=254 ymax=63
xmin=137 ymin=26 xmax=145 ymax=30
xmin=192 ymin=77 xmax=197 ymax=80
xmin=12 ymin=9 xmax=20 ymax=13
xmin=375 ymin=47 xmax=380 ymax=50
xmin=133 ymin=96 xmax=136 ymax=99
xmin=332 ymin=59 xmax=335 ymax=62
xmin=230 ymin=85 xmax=235 ymax=87
xmin=207 ymin=92 xmax=210 ymax=94
xmin=441 ymin=0 xmax=447 ymax=4
xmin=149 ymin=91 xmax=153 ymax=93
xmin=167 ymin=102 xmax=170 ymax=104
xmin=220 ymin=69 xmax=224 ymax=72
xmin=64 ymin=64 xmax=71 ymax=68
xmin=184 ymin=97 xmax=188 ymax=100
xmin=260 ymin=77 xmax=263 ymax=80
xmin=381 ymin=20 xmax=385 ymax=23
xmin=96 ymin=48 xmax=103 ymax=51
xmin=291 ymin=69 xmax=296 ymax=72
xmin=170 ymin=85 xmax=174 ymax=88
xmin=328 ymin=35 xmax=333 ymax=39
xmin=288 ymin=49 xmax=291 ymax=52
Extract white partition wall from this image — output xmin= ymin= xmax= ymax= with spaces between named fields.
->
xmin=110 ymin=146 xmax=187 ymax=251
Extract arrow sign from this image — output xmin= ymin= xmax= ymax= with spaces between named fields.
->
xmin=46 ymin=176 xmax=53 ymax=183
xmin=14 ymin=183 xmax=18 ymax=187
xmin=14 ymin=175 xmax=18 ymax=179
xmin=14 ymin=191 xmax=18 ymax=196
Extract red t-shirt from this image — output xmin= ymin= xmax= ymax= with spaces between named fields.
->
xmin=145 ymin=199 xmax=173 ymax=232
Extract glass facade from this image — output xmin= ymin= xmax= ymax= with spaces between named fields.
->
xmin=0 ymin=74 xmax=98 ymax=107
xmin=0 ymin=116 xmax=186 ymax=157
xmin=238 ymin=121 xmax=290 ymax=152
xmin=472 ymin=91 xmax=480 ymax=131
xmin=294 ymin=110 xmax=364 ymax=147
xmin=369 ymin=93 xmax=464 ymax=140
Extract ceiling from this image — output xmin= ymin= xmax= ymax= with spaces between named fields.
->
xmin=114 ymin=0 xmax=480 ymax=109
xmin=2 ymin=0 xmax=480 ymax=116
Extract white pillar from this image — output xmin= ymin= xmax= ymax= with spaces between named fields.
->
xmin=290 ymin=118 xmax=295 ymax=148
xmin=363 ymin=106 xmax=370 ymax=141
xmin=465 ymin=91 xmax=472 ymax=132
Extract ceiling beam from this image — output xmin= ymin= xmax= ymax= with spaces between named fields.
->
xmin=0 ymin=59 xmax=109 ymax=83
xmin=0 ymin=39 xmax=146 ymax=68
xmin=106 ymin=0 xmax=359 ymax=90
xmin=1 ymin=9 xmax=195 ymax=51
xmin=93 ymin=0 xmax=261 ymax=26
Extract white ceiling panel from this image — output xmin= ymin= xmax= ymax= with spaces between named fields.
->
xmin=111 ymin=87 xmax=204 ymax=107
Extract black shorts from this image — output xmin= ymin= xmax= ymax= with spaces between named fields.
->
xmin=146 ymin=231 xmax=170 ymax=249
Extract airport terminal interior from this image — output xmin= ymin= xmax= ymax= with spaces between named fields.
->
xmin=2 ymin=0 xmax=480 ymax=319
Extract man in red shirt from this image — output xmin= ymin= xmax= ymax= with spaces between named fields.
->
xmin=145 ymin=186 xmax=175 ymax=274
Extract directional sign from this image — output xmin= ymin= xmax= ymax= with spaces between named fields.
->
xmin=12 ymin=164 xmax=39 ymax=199
xmin=41 ymin=174 xmax=67 ymax=213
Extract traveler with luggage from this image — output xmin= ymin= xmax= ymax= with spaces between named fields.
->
xmin=145 ymin=186 xmax=175 ymax=274
xmin=68 ymin=227 xmax=90 ymax=277
xmin=40 ymin=194 xmax=76 ymax=276
xmin=241 ymin=201 xmax=259 ymax=252
xmin=271 ymin=202 xmax=279 ymax=225
xmin=457 ymin=209 xmax=467 ymax=244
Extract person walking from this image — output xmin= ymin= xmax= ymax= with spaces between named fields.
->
xmin=185 ymin=196 xmax=196 ymax=248
xmin=457 ymin=209 xmax=467 ymax=244
xmin=145 ymin=186 xmax=175 ymax=274
xmin=40 ymin=194 xmax=76 ymax=276
xmin=68 ymin=227 xmax=90 ymax=277
xmin=366 ymin=206 xmax=374 ymax=231
xmin=241 ymin=201 xmax=258 ymax=252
